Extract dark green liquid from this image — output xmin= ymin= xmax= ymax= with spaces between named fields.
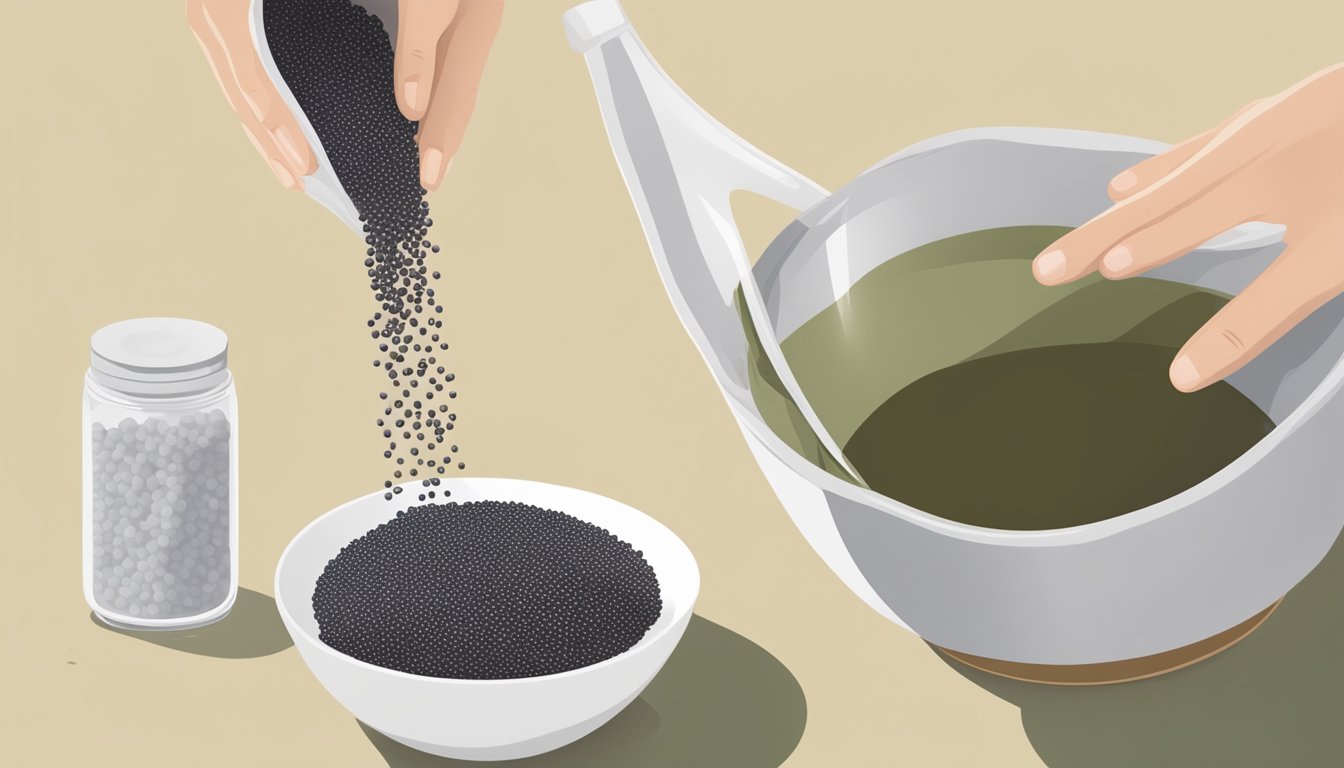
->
xmin=744 ymin=226 xmax=1276 ymax=530
xmin=844 ymin=342 xmax=1274 ymax=529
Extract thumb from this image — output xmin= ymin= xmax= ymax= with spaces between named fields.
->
xmin=395 ymin=0 xmax=461 ymax=120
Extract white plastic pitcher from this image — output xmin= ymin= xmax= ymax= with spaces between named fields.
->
xmin=566 ymin=0 xmax=1344 ymax=670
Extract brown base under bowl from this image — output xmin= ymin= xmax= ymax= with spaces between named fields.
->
xmin=936 ymin=599 xmax=1281 ymax=686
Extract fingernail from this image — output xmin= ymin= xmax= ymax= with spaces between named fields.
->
xmin=269 ymin=158 xmax=300 ymax=190
xmin=421 ymin=148 xmax=444 ymax=188
xmin=1102 ymin=244 xmax=1133 ymax=274
xmin=404 ymin=78 xmax=423 ymax=114
xmin=273 ymin=125 xmax=309 ymax=173
xmin=1111 ymin=170 xmax=1138 ymax=193
xmin=1170 ymin=354 xmax=1201 ymax=391
xmin=1034 ymin=250 xmax=1067 ymax=283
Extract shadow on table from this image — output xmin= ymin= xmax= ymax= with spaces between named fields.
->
xmin=360 ymin=614 xmax=806 ymax=768
xmin=940 ymin=534 xmax=1344 ymax=767
xmin=91 ymin=587 xmax=293 ymax=659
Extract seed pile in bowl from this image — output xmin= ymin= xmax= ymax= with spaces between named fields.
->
xmin=264 ymin=0 xmax=462 ymax=500
xmin=312 ymin=500 xmax=663 ymax=679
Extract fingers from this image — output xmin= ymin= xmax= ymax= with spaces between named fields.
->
xmin=416 ymin=0 xmax=504 ymax=189
xmin=241 ymin=124 xmax=301 ymax=189
xmin=1096 ymin=185 xmax=1254 ymax=279
xmin=1034 ymin=106 xmax=1274 ymax=287
xmin=1108 ymin=131 xmax=1216 ymax=201
xmin=1169 ymin=241 xmax=1340 ymax=391
xmin=187 ymin=0 xmax=315 ymax=189
xmin=1109 ymin=100 xmax=1264 ymax=202
xmin=395 ymin=0 xmax=461 ymax=120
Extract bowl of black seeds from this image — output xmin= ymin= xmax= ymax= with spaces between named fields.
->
xmin=274 ymin=478 xmax=699 ymax=761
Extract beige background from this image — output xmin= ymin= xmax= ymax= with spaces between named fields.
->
xmin=3 ymin=0 xmax=1342 ymax=765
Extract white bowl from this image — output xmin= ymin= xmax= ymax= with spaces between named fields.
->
xmin=569 ymin=2 xmax=1344 ymax=671
xmin=274 ymin=477 xmax=699 ymax=761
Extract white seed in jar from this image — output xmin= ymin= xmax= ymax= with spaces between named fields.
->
xmin=90 ymin=410 xmax=231 ymax=620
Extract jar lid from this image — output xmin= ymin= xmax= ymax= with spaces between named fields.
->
xmin=90 ymin=318 xmax=229 ymax=396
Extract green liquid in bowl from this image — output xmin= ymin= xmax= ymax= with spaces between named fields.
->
xmin=743 ymin=226 xmax=1274 ymax=530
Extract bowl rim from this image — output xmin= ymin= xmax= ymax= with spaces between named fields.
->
xmin=740 ymin=126 xmax=1344 ymax=547
xmin=273 ymin=476 xmax=700 ymax=686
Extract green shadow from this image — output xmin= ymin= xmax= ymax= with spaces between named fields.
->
xmin=360 ymin=614 xmax=806 ymax=767
xmin=90 ymin=587 xmax=293 ymax=659
xmin=939 ymin=534 xmax=1344 ymax=767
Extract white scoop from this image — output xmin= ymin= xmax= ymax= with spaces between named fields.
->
xmin=247 ymin=0 xmax=401 ymax=234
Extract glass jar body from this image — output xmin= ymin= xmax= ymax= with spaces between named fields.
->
xmin=82 ymin=374 xmax=239 ymax=629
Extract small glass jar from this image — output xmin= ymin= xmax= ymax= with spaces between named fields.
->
xmin=83 ymin=318 xmax=238 ymax=630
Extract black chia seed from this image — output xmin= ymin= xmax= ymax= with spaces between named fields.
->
xmin=264 ymin=0 xmax=463 ymax=493
xmin=312 ymin=502 xmax=663 ymax=679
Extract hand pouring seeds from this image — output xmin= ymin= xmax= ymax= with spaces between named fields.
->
xmin=257 ymin=0 xmax=463 ymax=491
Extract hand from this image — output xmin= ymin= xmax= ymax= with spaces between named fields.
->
xmin=187 ymin=0 xmax=318 ymax=190
xmin=188 ymin=0 xmax=503 ymax=192
xmin=394 ymin=0 xmax=504 ymax=190
xmin=1032 ymin=63 xmax=1344 ymax=392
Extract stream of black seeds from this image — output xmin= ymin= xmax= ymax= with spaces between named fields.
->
xmin=313 ymin=501 xmax=664 ymax=679
xmin=264 ymin=0 xmax=462 ymax=499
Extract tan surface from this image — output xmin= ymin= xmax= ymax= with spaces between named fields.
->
xmin=2 ymin=1 xmax=1342 ymax=766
